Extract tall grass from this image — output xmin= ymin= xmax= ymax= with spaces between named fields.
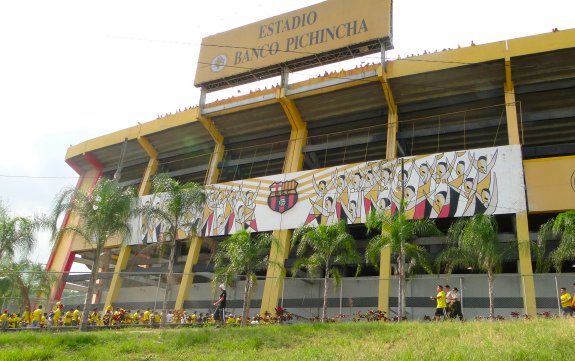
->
xmin=0 ymin=320 xmax=572 ymax=360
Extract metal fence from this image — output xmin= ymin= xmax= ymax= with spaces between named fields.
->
xmin=2 ymin=271 xmax=573 ymax=324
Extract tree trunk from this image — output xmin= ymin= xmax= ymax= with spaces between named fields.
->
xmin=397 ymin=252 xmax=406 ymax=322
xmin=322 ymin=263 xmax=329 ymax=323
xmin=241 ymin=275 xmax=252 ymax=327
xmin=487 ymin=270 xmax=495 ymax=319
xmin=160 ymin=236 xmax=177 ymax=328
xmin=80 ymin=241 xmax=102 ymax=332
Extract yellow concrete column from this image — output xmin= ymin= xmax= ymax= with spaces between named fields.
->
xmin=505 ymin=59 xmax=536 ymax=316
xmin=105 ymin=136 xmax=158 ymax=309
xmin=174 ymin=236 xmax=202 ymax=310
xmin=259 ymin=89 xmax=307 ymax=315
xmin=378 ymin=65 xmax=398 ymax=314
xmin=505 ymin=60 xmax=521 ymax=145
xmin=174 ymin=115 xmax=225 ymax=310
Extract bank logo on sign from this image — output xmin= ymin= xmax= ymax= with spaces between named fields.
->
xmin=268 ymin=180 xmax=298 ymax=214
xmin=210 ymin=54 xmax=228 ymax=73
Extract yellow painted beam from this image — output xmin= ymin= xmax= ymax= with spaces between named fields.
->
xmin=174 ymin=237 xmax=203 ymax=310
xmin=199 ymin=115 xmax=225 ymax=185
xmin=104 ymin=245 xmax=131 ymax=309
xmin=377 ymin=65 xmax=399 ymax=315
xmin=198 ymin=115 xmax=224 ymax=145
xmin=260 ymin=230 xmax=291 ymax=315
xmin=175 ymin=117 xmax=225 ymax=308
xmin=504 ymin=63 xmax=536 ymax=316
xmin=278 ymin=88 xmax=307 ymax=173
xmin=516 ymin=211 xmax=537 ymax=316
xmin=504 ymin=60 xmax=521 ymax=145
xmin=137 ymin=136 xmax=159 ymax=197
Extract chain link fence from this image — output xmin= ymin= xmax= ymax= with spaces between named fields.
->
xmin=0 ymin=271 xmax=572 ymax=330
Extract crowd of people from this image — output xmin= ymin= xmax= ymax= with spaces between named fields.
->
xmin=2 ymin=282 xmax=574 ymax=330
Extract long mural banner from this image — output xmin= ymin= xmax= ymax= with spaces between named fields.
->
xmin=129 ymin=145 xmax=526 ymax=245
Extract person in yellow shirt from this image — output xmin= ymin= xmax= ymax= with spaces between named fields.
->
xmin=52 ymin=302 xmax=62 ymax=327
xmin=22 ymin=306 xmax=31 ymax=327
xmin=560 ymin=287 xmax=573 ymax=317
xmin=8 ymin=314 xmax=16 ymax=328
xmin=14 ymin=314 xmax=21 ymax=328
xmin=32 ymin=305 xmax=43 ymax=328
xmin=142 ymin=308 xmax=151 ymax=325
xmin=133 ymin=310 xmax=141 ymax=324
xmin=90 ymin=308 xmax=99 ymax=326
xmin=72 ymin=306 xmax=81 ymax=327
xmin=63 ymin=309 xmax=73 ymax=326
xmin=431 ymin=285 xmax=447 ymax=321
xmin=153 ymin=312 xmax=161 ymax=326
xmin=40 ymin=313 xmax=47 ymax=328
xmin=0 ymin=310 xmax=9 ymax=330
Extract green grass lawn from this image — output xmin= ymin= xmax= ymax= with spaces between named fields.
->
xmin=0 ymin=319 xmax=573 ymax=361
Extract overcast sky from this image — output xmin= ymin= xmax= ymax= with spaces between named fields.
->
xmin=1 ymin=0 xmax=574 ymax=266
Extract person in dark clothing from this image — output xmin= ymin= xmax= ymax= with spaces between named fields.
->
xmin=213 ymin=284 xmax=227 ymax=325
xmin=450 ymin=287 xmax=464 ymax=321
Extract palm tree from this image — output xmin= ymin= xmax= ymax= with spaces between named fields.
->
xmin=538 ymin=209 xmax=575 ymax=272
xmin=0 ymin=200 xmax=39 ymax=262
xmin=213 ymin=230 xmax=277 ymax=327
xmin=50 ymin=178 xmax=136 ymax=331
xmin=0 ymin=259 xmax=55 ymax=312
xmin=137 ymin=173 xmax=205 ymax=328
xmin=291 ymin=221 xmax=360 ymax=323
xmin=365 ymin=209 xmax=439 ymax=321
xmin=436 ymin=214 xmax=503 ymax=319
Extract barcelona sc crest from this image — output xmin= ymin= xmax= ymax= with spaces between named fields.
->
xmin=268 ymin=180 xmax=298 ymax=214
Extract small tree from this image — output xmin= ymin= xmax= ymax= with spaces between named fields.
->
xmin=50 ymin=178 xmax=136 ymax=331
xmin=292 ymin=221 xmax=360 ymax=323
xmin=0 ymin=200 xmax=39 ymax=262
xmin=137 ymin=173 xmax=205 ymax=328
xmin=213 ymin=230 xmax=277 ymax=327
xmin=538 ymin=209 xmax=575 ymax=272
xmin=437 ymin=214 xmax=503 ymax=319
xmin=365 ymin=209 xmax=439 ymax=321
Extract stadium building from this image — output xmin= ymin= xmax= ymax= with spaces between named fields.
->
xmin=48 ymin=0 xmax=575 ymax=319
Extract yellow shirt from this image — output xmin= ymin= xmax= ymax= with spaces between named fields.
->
xmin=436 ymin=291 xmax=447 ymax=309
xmin=154 ymin=314 xmax=161 ymax=323
xmin=142 ymin=311 xmax=150 ymax=322
xmin=133 ymin=312 xmax=140 ymax=323
xmin=90 ymin=312 xmax=99 ymax=323
xmin=40 ymin=316 xmax=46 ymax=326
xmin=32 ymin=309 xmax=42 ymax=322
xmin=23 ymin=311 xmax=31 ymax=324
xmin=73 ymin=309 xmax=80 ymax=322
xmin=0 ymin=314 xmax=7 ymax=322
xmin=64 ymin=311 xmax=73 ymax=324
xmin=561 ymin=293 xmax=572 ymax=308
